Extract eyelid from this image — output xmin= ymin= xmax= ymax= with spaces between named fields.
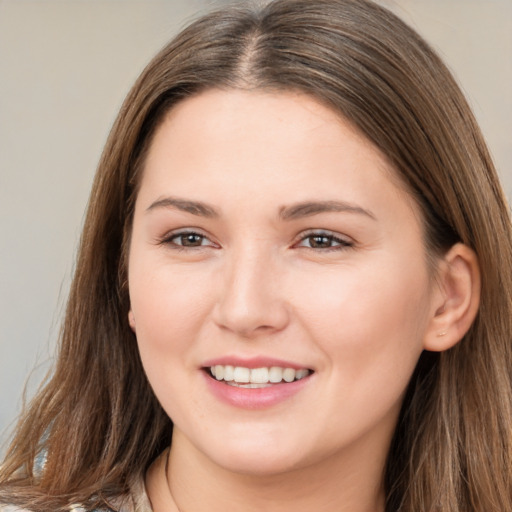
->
xmin=156 ymin=227 xmax=353 ymax=251
xmin=157 ymin=228 xmax=219 ymax=249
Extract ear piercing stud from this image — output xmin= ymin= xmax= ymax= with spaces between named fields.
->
xmin=437 ymin=331 xmax=448 ymax=337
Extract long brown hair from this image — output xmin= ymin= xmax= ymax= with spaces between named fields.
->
xmin=1 ymin=1 xmax=511 ymax=510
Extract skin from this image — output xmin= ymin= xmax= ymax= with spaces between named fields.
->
xmin=127 ymin=89 xmax=479 ymax=512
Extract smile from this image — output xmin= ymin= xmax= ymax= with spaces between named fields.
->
xmin=209 ymin=365 xmax=311 ymax=387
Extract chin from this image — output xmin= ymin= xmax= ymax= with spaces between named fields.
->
xmin=211 ymin=446 xmax=307 ymax=477
xmin=185 ymin=424 xmax=313 ymax=476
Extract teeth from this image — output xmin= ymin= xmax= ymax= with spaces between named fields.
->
xmin=214 ymin=365 xmax=224 ymax=381
xmin=250 ymin=367 xmax=269 ymax=384
xmin=282 ymin=368 xmax=295 ymax=383
xmin=223 ymin=365 xmax=234 ymax=381
xmin=233 ymin=366 xmax=250 ymax=383
xmin=227 ymin=382 xmax=273 ymax=388
xmin=209 ymin=365 xmax=311 ymax=384
xmin=269 ymin=366 xmax=283 ymax=383
xmin=295 ymin=369 xmax=309 ymax=380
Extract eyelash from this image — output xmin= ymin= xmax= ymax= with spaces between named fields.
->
xmin=158 ymin=229 xmax=353 ymax=252
xmin=159 ymin=230 xmax=216 ymax=250
xmin=293 ymin=230 xmax=353 ymax=252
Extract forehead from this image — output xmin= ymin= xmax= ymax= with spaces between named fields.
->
xmin=138 ymin=88 xmax=421 ymax=225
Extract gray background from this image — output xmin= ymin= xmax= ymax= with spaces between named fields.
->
xmin=1 ymin=0 xmax=511 ymax=446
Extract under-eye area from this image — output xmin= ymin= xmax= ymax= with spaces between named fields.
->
xmin=205 ymin=366 xmax=313 ymax=388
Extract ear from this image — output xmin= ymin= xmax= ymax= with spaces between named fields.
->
xmin=128 ymin=309 xmax=136 ymax=333
xmin=423 ymin=243 xmax=481 ymax=351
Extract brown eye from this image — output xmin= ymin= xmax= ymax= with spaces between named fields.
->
xmin=168 ymin=232 xmax=211 ymax=247
xmin=308 ymin=235 xmax=335 ymax=248
xmin=179 ymin=234 xmax=205 ymax=246
xmin=296 ymin=231 xmax=352 ymax=250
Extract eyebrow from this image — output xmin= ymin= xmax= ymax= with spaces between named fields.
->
xmin=146 ymin=197 xmax=219 ymax=218
xmin=146 ymin=196 xmax=375 ymax=221
xmin=279 ymin=200 xmax=376 ymax=221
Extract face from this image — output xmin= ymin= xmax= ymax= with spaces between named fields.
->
xmin=128 ymin=89 xmax=439 ymax=476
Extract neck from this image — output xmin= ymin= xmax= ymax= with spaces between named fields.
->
xmin=147 ymin=428 xmax=388 ymax=512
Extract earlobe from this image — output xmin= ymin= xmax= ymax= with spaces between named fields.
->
xmin=423 ymin=243 xmax=481 ymax=352
xmin=128 ymin=309 xmax=136 ymax=333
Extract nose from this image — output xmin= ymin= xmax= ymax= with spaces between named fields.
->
xmin=213 ymin=247 xmax=290 ymax=338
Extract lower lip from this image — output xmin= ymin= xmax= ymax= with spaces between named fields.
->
xmin=203 ymin=372 xmax=311 ymax=410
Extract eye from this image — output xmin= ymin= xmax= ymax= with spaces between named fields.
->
xmin=162 ymin=230 xmax=216 ymax=248
xmin=295 ymin=231 xmax=353 ymax=250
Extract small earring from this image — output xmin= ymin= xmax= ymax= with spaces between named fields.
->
xmin=437 ymin=330 xmax=447 ymax=337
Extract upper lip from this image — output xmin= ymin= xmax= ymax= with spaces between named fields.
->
xmin=202 ymin=356 xmax=311 ymax=370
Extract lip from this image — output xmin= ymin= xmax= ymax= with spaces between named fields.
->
xmin=202 ymin=356 xmax=311 ymax=371
xmin=201 ymin=356 xmax=314 ymax=410
xmin=203 ymin=373 xmax=312 ymax=409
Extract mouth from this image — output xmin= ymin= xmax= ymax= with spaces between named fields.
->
xmin=206 ymin=365 xmax=313 ymax=388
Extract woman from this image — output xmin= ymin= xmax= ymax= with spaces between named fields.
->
xmin=1 ymin=0 xmax=511 ymax=510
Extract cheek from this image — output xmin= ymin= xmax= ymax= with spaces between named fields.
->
xmin=129 ymin=264 xmax=215 ymax=420
xmin=291 ymin=257 xmax=430 ymax=378
xmin=289 ymin=259 xmax=430 ymax=442
xmin=131 ymin=270 xmax=211 ymax=346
